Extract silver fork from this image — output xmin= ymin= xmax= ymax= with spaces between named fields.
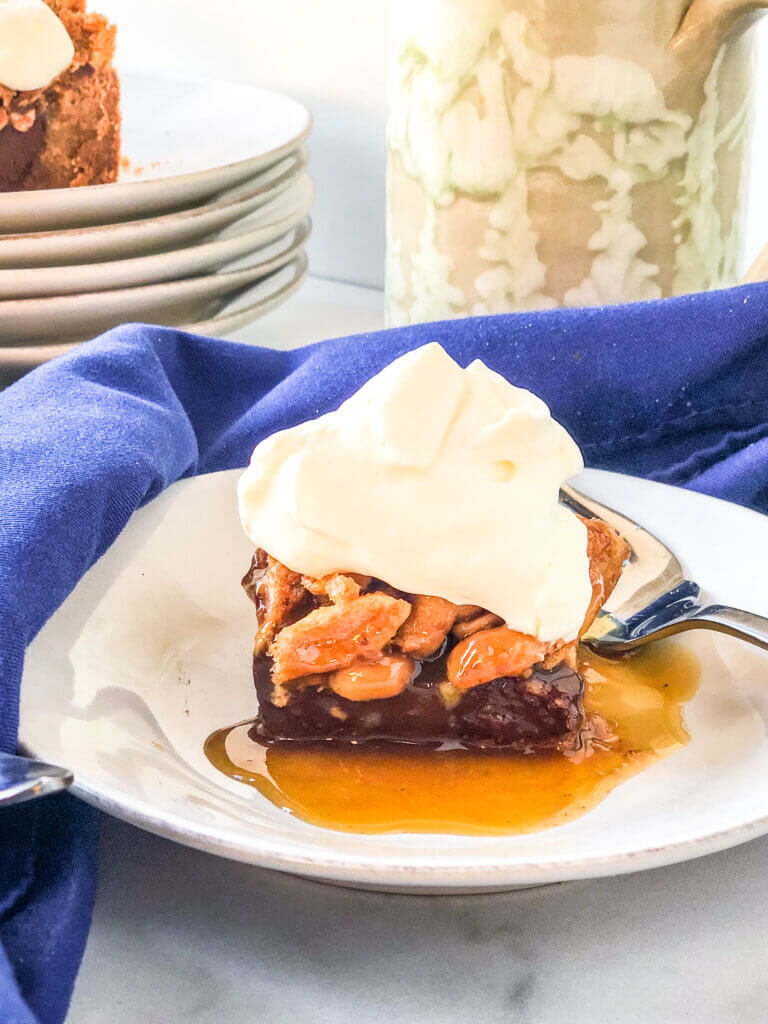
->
xmin=561 ymin=484 xmax=768 ymax=654
xmin=0 ymin=751 xmax=72 ymax=807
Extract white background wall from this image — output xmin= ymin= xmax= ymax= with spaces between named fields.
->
xmin=98 ymin=0 xmax=768 ymax=290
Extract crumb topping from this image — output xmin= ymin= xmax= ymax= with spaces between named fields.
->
xmin=246 ymin=515 xmax=629 ymax=706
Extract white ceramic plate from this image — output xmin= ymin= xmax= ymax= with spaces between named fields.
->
xmin=0 ymin=71 xmax=311 ymax=233
xmin=181 ymin=257 xmax=309 ymax=339
xmin=0 ymin=256 xmax=308 ymax=379
xmin=0 ymin=150 xmax=308 ymax=269
xmin=0 ymin=175 xmax=313 ymax=298
xmin=0 ymin=234 xmax=309 ymax=343
xmin=18 ymin=468 xmax=768 ymax=893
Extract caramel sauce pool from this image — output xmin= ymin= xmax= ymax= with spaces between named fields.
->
xmin=204 ymin=643 xmax=700 ymax=836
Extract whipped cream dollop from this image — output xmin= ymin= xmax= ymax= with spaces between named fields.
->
xmin=0 ymin=0 xmax=74 ymax=92
xmin=238 ymin=344 xmax=591 ymax=643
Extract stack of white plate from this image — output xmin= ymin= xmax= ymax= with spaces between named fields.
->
xmin=0 ymin=71 xmax=313 ymax=376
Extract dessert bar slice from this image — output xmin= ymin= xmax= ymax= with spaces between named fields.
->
xmin=243 ymin=517 xmax=629 ymax=753
xmin=0 ymin=0 xmax=120 ymax=192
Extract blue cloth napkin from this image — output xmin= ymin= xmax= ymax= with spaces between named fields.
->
xmin=2 ymin=283 xmax=768 ymax=1022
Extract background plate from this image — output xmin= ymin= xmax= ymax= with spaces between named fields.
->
xmin=0 ymin=256 xmax=308 ymax=377
xmin=0 ymin=176 xmax=312 ymax=297
xmin=181 ymin=257 xmax=309 ymax=338
xmin=18 ymin=468 xmax=768 ymax=893
xmin=0 ymin=150 xmax=308 ymax=269
xmin=0 ymin=240 xmax=309 ymax=343
xmin=0 ymin=71 xmax=311 ymax=232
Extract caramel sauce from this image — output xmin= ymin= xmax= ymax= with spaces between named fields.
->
xmin=204 ymin=642 xmax=700 ymax=836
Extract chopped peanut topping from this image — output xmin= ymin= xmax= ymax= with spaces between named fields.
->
xmin=453 ymin=605 xmax=485 ymax=622
xmin=248 ymin=512 xmax=628 ymax=703
xmin=244 ymin=554 xmax=308 ymax=656
xmin=394 ymin=595 xmax=458 ymax=658
xmin=451 ymin=611 xmax=504 ymax=640
xmin=448 ymin=627 xmax=550 ymax=692
xmin=9 ymin=108 xmax=36 ymax=133
xmin=302 ymin=573 xmax=371 ymax=603
xmin=579 ymin=517 xmax=631 ymax=635
xmin=329 ymin=655 xmax=414 ymax=702
xmin=542 ymin=641 xmax=577 ymax=672
xmin=269 ymin=592 xmax=412 ymax=684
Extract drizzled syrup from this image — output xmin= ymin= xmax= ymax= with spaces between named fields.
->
xmin=204 ymin=642 xmax=700 ymax=836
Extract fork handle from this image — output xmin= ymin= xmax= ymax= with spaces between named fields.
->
xmin=0 ymin=751 xmax=73 ymax=807
xmin=688 ymin=604 xmax=768 ymax=652
xmin=593 ymin=583 xmax=768 ymax=654
xmin=619 ymin=600 xmax=768 ymax=652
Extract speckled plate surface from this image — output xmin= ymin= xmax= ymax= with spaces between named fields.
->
xmin=18 ymin=469 xmax=768 ymax=893
xmin=0 ymin=71 xmax=311 ymax=232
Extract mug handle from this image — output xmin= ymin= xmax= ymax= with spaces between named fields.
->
xmin=669 ymin=0 xmax=768 ymax=65
xmin=669 ymin=0 xmax=768 ymax=284
xmin=741 ymin=245 xmax=768 ymax=284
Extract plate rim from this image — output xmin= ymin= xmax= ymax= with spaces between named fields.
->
xmin=0 ymin=184 xmax=313 ymax=298
xmin=182 ymin=252 xmax=309 ymax=338
xmin=20 ymin=468 xmax=768 ymax=888
xmin=0 ymin=216 xmax=312 ymax=342
xmin=62 ymin=764 xmax=768 ymax=887
xmin=0 ymin=148 xmax=309 ymax=253
xmin=0 ymin=254 xmax=308 ymax=369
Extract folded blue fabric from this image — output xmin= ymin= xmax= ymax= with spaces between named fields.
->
xmin=2 ymin=283 xmax=768 ymax=1021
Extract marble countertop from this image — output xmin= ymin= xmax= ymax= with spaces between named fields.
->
xmin=66 ymin=277 xmax=768 ymax=1024
xmin=70 ymin=817 xmax=768 ymax=1024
